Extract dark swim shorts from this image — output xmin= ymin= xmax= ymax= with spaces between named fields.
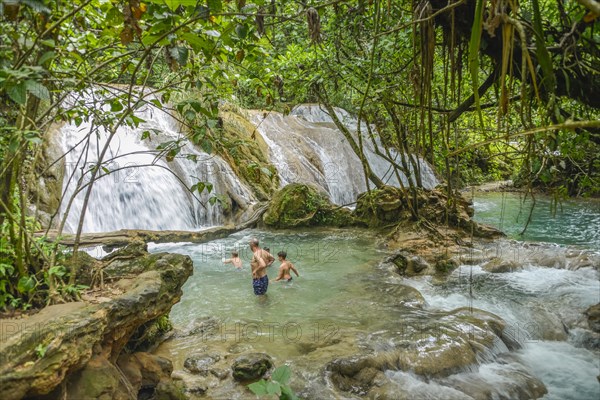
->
xmin=252 ymin=275 xmax=269 ymax=295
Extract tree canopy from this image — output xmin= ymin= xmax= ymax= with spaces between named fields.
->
xmin=1 ymin=0 xmax=599 ymax=310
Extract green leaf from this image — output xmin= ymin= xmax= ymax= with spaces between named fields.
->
xmin=205 ymin=30 xmax=221 ymax=38
xmin=235 ymin=24 xmax=248 ymax=39
xmin=201 ymin=138 xmax=212 ymax=154
xmin=266 ymin=381 xmax=281 ymax=395
xmin=206 ymin=183 xmax=213 ymax=193
xmin=280 ymin=385 xmax=299 ymax=400
xmin=8 ymin=82 xmax=27 ymax=104
xmin=208 ymin=196 xmax=218 ymax=205
xmin=17 ymin=276 xmax=35 ymax=294
xmin=23 ymin=130 xmax=42 ymax=144
xmin=169 ymin=46 xmax=189 ymax=66
xmin=48 ymin=265 xmax=66 ymax=277
xmin=248 ymin=380 xmax=268 ymax=395
xmin=146 ymin=0 xmax=199 ymax=11
xmin=110 ymin=99 xmax=124 ymax=112
xmin=271 ymin=365 xmax=291 ymax=384
xmin=25 ymin=80 xmax=50 ymax=100
xmin=207 ymin=0 xmax=222 ymax=13
xmin=38 ymin=51 xmax=56 ymax=65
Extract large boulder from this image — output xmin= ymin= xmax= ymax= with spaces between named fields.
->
xmin=263 ymin=183 xmax=356 ymax=228
xmin=0 ymin=251 xmax=193 ymax=400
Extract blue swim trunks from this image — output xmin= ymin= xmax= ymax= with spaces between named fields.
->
xmin=252 ymin=275 xmax=269 ymax=295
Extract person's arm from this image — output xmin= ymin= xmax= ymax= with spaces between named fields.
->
xmin=273 ymin=266 xmax=285 ymax=282
xmin=265 ymin=252 xmax=275 ymax=266
xmin=290 ymin=263 xmax=299 ymax=277
xmin=223 ymin=258 xmax=232 ymax=264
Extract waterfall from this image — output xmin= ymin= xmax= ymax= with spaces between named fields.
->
xmin=58 ymin=90 xmax=256 ymax=233
xmin=250 ymin=104 xmax=439 ymax=205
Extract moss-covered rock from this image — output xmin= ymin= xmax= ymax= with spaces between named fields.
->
xmin=231 ymin=353 xmax=273 ymax=381
xmin=354 ymin=186 xmax=414 ymax=227
xmin=263 ymin=183 xmax=356 ymax=228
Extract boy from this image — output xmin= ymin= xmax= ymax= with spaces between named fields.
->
xmin=273 ymin=251 xmax=299 ymax=282
xmin=223 ymin=251 xmax=242 ymax=269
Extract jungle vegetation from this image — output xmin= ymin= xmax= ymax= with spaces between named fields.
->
xmin=0 ymin=0 xmax=599 ymax=309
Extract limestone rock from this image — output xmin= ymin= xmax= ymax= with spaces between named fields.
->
xmin=263 ymin=183 xmax=356 ymax=228
xmin=0 ymin=252 xmax=192 ymax=400
xmin=231 ymin=353 xmax=273 ymax=381
xmin=66 ymin=355 xmax=133 ymax=400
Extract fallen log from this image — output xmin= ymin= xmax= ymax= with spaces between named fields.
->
xmin=38 ymin=202 xmax=269 ymax=248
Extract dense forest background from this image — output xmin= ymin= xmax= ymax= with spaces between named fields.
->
xmin=1 ymin=0 xmax=599 ymax=309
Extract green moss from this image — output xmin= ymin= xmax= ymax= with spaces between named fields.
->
xmin=125 ymin=314 xmax=173 ymax=352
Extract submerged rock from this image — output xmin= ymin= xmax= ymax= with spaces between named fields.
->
xmin=482 ymin=257 xmax=521 ymax=273
xmin=326 ymin=306 xmax=531 ymax=397
xmin=263 ymin=183 xmax=356 ymax=228
xmin=585 ymin=303 xmax=600 ymax=333
xmin=183 ymin=353 xmax=221 ymax=375
xmin=231 ymin=353 xmax=273 ymax=381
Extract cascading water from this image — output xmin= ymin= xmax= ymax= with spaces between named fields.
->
xmin=58 ymin=90 xmax=256 ymax=233
xmin=250 ymin=104 xmax=439 ymax=205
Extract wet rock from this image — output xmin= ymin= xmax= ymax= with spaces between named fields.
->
xmin=65 ymin=355 xmax=131 ymax=400
xmin=209 ymin=368 xmax=230 ymax=380
xmin=327 ymin=355 xmax=382 ymax=395
xmin=295 ymin=335 xmax=341 ymax=354
xmin=386 ymin=252 xmax=431 ymax=277
xmin=231 ymin=353 xmax=273 ymax=381
xmin=375 ymin=282 xmax=426 ymax=308
xmin=263 ymin=183 xmax=356 ymax=228
xmin=585 ymin=303 xmax=600 ymax=333
xmin=440 ymin=357 xmax=547 ymax=400
xmin=153 ymin=380 xmax=187 ymax=400
xmin=482 ymin=257 xmax=521 ymax=273
xmin=183 ymin=353 xmax=221 ymax=375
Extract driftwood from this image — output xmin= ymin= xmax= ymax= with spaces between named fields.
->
xmin=39 ymin=203 xmax=269 ymax=248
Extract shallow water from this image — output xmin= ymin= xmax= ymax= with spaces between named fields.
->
xmin=151 ymin=229 xmax=392 ymax=366
xmin=150 ymin=193 xmax=600 ymax=399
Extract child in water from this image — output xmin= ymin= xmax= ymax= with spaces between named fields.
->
xmin=273 ymin=251 xmax=299 ymax=282
xmin=223 ymin=251 xmax=243 ymax=269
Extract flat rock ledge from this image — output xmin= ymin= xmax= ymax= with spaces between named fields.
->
xmin=0 ymin=251 xmax=193 ymax=400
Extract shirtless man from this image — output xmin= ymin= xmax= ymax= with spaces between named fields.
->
xmin=249 ymin=238 xmax=275 ymax=295
xmin=223 ymin=251 xmax=242 ymax=269
xmin=273 ymin=251 xmax=299 ymax=282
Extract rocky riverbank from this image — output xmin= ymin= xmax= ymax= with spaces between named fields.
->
xmin=0 ymin=245 xmax=193 ymax=400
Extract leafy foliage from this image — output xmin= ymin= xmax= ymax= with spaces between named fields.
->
xmin=248 ymin=365 xmax=299 ymax=400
